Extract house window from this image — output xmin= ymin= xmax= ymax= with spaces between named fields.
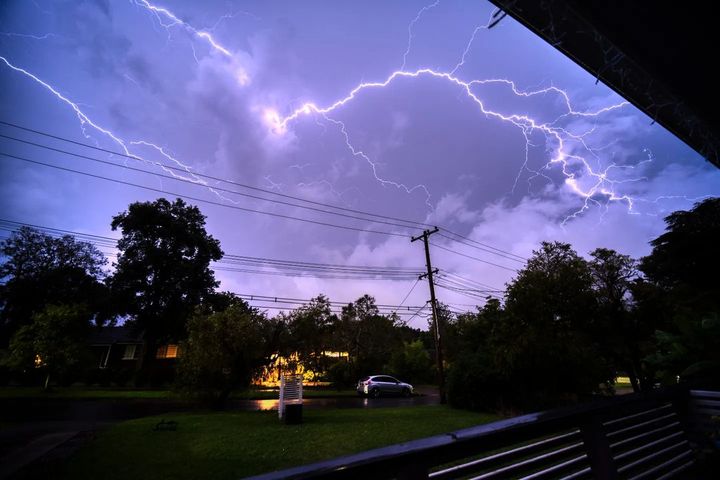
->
xmin=122 ymin=344 xmax=137 ymax=360
xmin=156 ymin=344 xmax=180 ymax=359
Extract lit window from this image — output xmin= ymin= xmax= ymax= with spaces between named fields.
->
xmin=166 ymin=344 xmax=179 ymax=358
xmin=156 ymin=344 xmax=180 ymax=359
xmin=122 ymin=344 xmax=137 ymax=360
xmin=34 ymin=354 xmax=44 ymax=368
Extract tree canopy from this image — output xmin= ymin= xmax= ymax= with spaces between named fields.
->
xmin=176 ymin=298 xmax=282 ymax=407
xmin=109 ymin=198 xmax=223 ymax=345
xmin=0 ymin=227 xmax=108 ymax=347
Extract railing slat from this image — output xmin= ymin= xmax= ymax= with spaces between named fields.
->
xmin=469 ymin=443 xmax=584 ymax=480
xmin=690 ymin=389 xmax=720 ymax=398
xmin=609 ymin=421 xmax=681 ymax=449
xmin=605 ymin=412 xmax=676 ymax=437
xmin=430 ymin=430 xmax=580 ymax=479
xmin=603 ymin=404 xmax=672 ymax=427
xmin=617 ymin=440 xmax=690 ymax=473
xmin=516 ymin=453 xmax=588 ymax=480
xmin=559 ymin=466 xmax=592 ymax=480
xmin=614 ymin=431 xmax=683 ymax=461
xmin=626 ymin=450 xmax=693 ymax=480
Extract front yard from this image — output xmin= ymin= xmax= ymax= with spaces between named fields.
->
xmin=61 ymin=406 xmax=497 ymax=479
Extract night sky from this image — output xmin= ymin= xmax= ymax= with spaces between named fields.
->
xmin=1 ymin=0 xmax=718 ymax=327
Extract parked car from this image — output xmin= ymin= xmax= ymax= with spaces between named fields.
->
xmin=357 ymin=375 xmax=413 ymax=398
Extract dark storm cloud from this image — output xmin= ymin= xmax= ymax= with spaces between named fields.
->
xmin=1 ymin=0 xmax=718 ymax=327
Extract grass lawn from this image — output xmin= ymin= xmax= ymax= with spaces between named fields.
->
xmin=62 ymin=406 xmax=498 ymax=479
xmin=0 ymin=386 xmax=357 ymax=400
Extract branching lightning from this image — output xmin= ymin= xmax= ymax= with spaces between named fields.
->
xmin=133 ymin=0 xmax=232 ymax=57
xmin=132 ymin=0 xmax=251 ymax=85
xmin=265 ymin=66 xmax=636 ymax=220
xmin=2 ymin=0 xmax=715 ymax=232
xmin=0 ymin=55 xmax=242 ymax=207
xmin=401 ymin=0 xmax=441 ymax=70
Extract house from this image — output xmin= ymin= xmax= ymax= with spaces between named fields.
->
xmin=88 ymin=326 xmax=180 ymax=370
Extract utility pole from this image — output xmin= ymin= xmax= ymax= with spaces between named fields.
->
xmin=411 ymin=227 xmax=446 ymax=404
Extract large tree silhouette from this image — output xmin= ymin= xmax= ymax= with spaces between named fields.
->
xmin=110 ymin=198 xmax=223 ymax=375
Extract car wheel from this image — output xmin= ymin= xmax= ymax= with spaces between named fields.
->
xmin=402 ymin=388 xmax=411 ymax=398
xmin=370 ymin=388 xmax=381 ymax=398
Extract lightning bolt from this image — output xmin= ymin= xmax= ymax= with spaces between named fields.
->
xmin=0 ymin=55 xmax=240 ymax=205
xmin=401 ymin=0 xmax=441 ymax=70
xmin=0 ymin=32 xmax=58 ymax=41
xmin=132 ymin=0 xmax=251 ymax=85
xmin=132 ymin=0 xmax=232 ymax=57
xmin=265 ymin=65 xmax=642 ymax=221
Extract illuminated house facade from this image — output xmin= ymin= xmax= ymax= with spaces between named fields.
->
xmin=88 ymin=326 xmax=180 ymax=370
xmin=256 ymin=351 xmax=349 ymax=387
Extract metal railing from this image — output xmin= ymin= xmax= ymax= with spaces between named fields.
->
xmin=247 ymin=387 xmax=719 ymax=479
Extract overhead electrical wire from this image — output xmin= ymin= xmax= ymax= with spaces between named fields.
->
xmin=0 ymin=119 xmax=531 ymax=265
xmin=0 ymin=151 xmax=412 ymax=238
xmin=0 ymin=134 xmax=424 ymax=232
xmin=429 ymin=242 xmax=518 ymax=272
xmin=0 ymin=219 xmax=422 ymax=280
xmin=0 ymin=120 xmax=429 ymax=229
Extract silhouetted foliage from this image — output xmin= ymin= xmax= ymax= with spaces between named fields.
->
xmin=285 ymin=295 xmax=335 ymax=377
xmin=448 ymin=243 xmax=615 ymax=412
xmin=0 ymin=227 xmax=108 ymax=347
xmin=176 ymin=300 xmax=283 ymax=407
xmin=109 ymin=198 xmax=223 ymax=380
xmin=3 ymin=304 xmax=93 ymax=389
xmin=588 ymin=248 xmax=647 ymax=391
xmin=640 ymin=198 xmax=720 ymax=386
xmin=388 ymin=339 xmax=434 ymax=384
xmin=329 ymin=295 xmax=404 ymax=381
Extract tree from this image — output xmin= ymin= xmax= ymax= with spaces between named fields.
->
xmin=285 ymin=295 xmax=335 ymax=377
xmin=640 ymin=198 xmax=720 ymax=385
xmin=446 ymin=299 xmax=513 ymax=411
xmin=641 ymin=198 xmax=720 ymax=315
xmin=501 ymin=242 xmax=613 ymax=408
xmin=0 ymin=227 xmax=108 ymax=347
xmin=331 ymin=295 xmax=402 ymax=379
xmin=109 ymin=198 xmax=223 ymax=375
xmin=588 ymin=248 xmax=648 ymax=391
xmin=175 ymin=300 xmax=282 ymax=407
xmin=4 ymin=304 xmax=93 ymax=389
xmin=388 ymin=339 xmax=433 ymax=384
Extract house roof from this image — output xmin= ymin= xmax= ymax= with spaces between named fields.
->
xmin=489 ymin=0 xmax=720 ymax=168
xmin=89 ymin=325 xmax=143 ymax=345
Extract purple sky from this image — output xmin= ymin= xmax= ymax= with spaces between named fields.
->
xmin=1 ymin=0 xmax=718 ymax=328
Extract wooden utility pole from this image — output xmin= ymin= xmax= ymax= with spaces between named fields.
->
xmin=411 ymin=227 xmax=446 ymax=404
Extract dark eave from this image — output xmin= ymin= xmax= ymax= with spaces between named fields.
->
xmin=489 ymin=0 xmax=720 ymax=168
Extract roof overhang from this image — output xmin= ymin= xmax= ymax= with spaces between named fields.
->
xmin=489 ymin=0 xmax=720 ymax=168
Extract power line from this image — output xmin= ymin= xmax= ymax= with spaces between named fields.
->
xmin=392 ymin=278 xmax=420 ymax=314
xmin=233 ymin=293 xmax=425 ymax=311
xmin=440 ymin=270 xmax=505 ymax=291
xmin=430 ymin=242 xmax=518 ymax=272
xmin=0 ymin=120 xmax=430 ymax=229
xmin=0 ymin=134 xmax=424 ymax=232
xmin=0 ymin=151 xmax=410 ymax=238
xmin=439 ymin=229 xmax=527 ymax=261
xmin=0 ymin=219 xmax=422 ymax=280
xmin=433 ymin=274 xmax=503 ymax=293
xmin=0 ymin=119 xmax=532 ymax=265
xmin=213 ymin=266 xmax=419 ymax=281
xmin=437 ymin=232 xmax=526 ymax=263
